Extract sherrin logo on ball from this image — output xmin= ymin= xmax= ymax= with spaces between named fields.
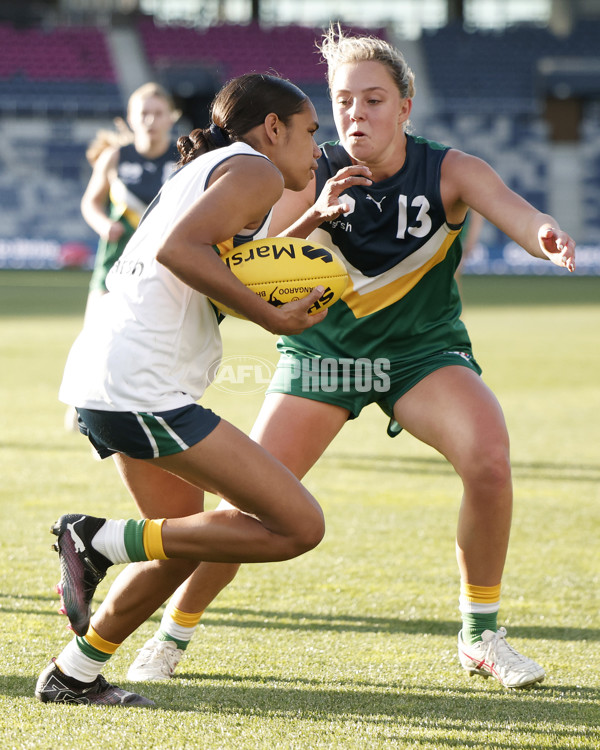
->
xmin=211 ymin=237 xmax=349 ymax=319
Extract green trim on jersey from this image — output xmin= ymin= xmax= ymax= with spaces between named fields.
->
xmin=88 ymin=211 xmax=136 ymax=293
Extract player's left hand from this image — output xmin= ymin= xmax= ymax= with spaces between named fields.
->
xmin=313 ymin=165 xmax=373 ymax=222
xmin=539 ymin=226 xmax=576 ymax=272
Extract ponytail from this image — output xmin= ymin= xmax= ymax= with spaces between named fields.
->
xmin=176 ymin=124 xmax=231 ymax=166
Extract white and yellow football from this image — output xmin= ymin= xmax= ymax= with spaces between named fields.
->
xmin=211 ymin=236 xmax=348 ymax=319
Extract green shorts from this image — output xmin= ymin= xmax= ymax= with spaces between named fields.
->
xmin=89 ymin=217 xmax=136 ymax=293
xmin=267 ymin=348 xmax=482 ymax=437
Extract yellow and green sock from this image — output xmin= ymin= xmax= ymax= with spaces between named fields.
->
xmin=56 ymin=626 xmax=121 ymax=683
xmin=459 ymin=582 xmax=501 ymax=645
xmin=92 ymin=518 xmax=168 ymax=564
xmin=157 ymin=603 xmax=204 ymax=650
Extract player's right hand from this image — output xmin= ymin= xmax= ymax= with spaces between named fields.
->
xmin=264 ymin=286 xmax=328 ymax=335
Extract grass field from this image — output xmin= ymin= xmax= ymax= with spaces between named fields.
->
xmin=0 ymin=270 xmax=599 ymax=749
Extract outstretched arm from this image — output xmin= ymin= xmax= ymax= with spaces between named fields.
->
xmin=442 ymin=150 xmax=575 ymax=272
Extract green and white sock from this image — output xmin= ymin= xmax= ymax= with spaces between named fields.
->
xmin=459 ymin=582 xmax=501 ymax=645
xmin=91 ymin=518 xmax=166 ymax=563
xmin=157 ymin=603 xmax=204 ymax=650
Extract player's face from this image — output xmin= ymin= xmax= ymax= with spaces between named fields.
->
xmin=128 ymin=95 xmax=175 ymax=141
xmin=331 ymin=60 xmax=411 ymax=171
xmin=276 ymin=100 xmax=321 ymax=192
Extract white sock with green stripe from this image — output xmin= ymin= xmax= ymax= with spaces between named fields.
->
xmin=91 ymin=518 xmax=165 ymax=564
xmin=56 ymin=626 xmax=119 ymax=682
xmin=157 ymin=603 xmax=204 ymax=650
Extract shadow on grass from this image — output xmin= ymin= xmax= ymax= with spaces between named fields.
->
xmin=5 ymin=672 xmax=600 ymax=748
xmin=323 ymin=452 xmax=600 ymax=483
xmin=3 ymin=441 xmax=598 ymax=483
xmin=2 ymin=594 xmax=599 ymax=642
xmin=198 ymin=608 xmax=600 ymax=643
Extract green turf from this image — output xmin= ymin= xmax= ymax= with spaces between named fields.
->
xmin=0 ymin=271 xmax=599 ymax=749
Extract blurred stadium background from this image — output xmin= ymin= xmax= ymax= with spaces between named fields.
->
xmin=1 ymin=0 xmax=600 ymax=275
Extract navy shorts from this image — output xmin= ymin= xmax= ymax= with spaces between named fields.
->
xmin=76 ymin=404 xmax=221 ymax=460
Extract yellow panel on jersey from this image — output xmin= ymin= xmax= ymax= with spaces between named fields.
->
xmin=108 ymin=184 xmax=144 ymax=228
xmin=341 ymin=224 xmax=461 ymax=318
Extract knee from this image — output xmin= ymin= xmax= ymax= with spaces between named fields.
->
xmin=462 ymin=445 xmax=512 ymax=496
xmin=288 ymin=507 xmax=326 ymax=557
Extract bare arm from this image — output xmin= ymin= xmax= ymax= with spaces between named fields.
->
xmin=441 ymin=150 xmax=575 ymax=271
xmin=462 ymin=210 xmax=485 ymax=259
xmin=156 ymin=155 xmax=326 ymax=335
xmin=271 ymin=165 xmax=373 ymax=238
xmin=80 ymin=146 xmax=124 ymax=242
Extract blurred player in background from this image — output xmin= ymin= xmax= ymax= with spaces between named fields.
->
xmin=125 ymin=26 xmax=575 ymax=692
xmin=65 ymin=83 xmax=182 ymax=432
xmin=81 ymin=82 xmax=181 ymax=321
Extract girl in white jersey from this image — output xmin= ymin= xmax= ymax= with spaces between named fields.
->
xmin=123 ymin=28 xmax=576 ymax=692
xmin=35 ymin=73 xmax=326 ymax=707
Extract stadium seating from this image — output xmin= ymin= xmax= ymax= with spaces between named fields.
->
xmin=0 ymin=18 xmax=598 ymax=256
xmin=137 ymin=20 xmax=390 ymax=141
xmin=0 ymin=22 xmax=122 ymax=116
xmin=581 ymin=108 xmax=600 ymax=243
xmin=416 ymin=112 xmax=550 ymax=248
xmin=421 ymin=20 xmax=600 ymax=114
xmin=137 ymin=19 xmax=386 ymax=84
xmin=0 ymin=117 xmax=96 ymax=245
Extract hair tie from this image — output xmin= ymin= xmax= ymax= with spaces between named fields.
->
xmin=209 ymin=122 xmax=229 ymax=148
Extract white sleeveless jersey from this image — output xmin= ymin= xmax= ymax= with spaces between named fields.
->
xmin=59 ymin=142 xmax=272 ymax=412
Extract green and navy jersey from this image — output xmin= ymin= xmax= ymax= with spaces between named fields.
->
xmin=90 ymin=142 xmax=179 ymax=292
xmin=279 ymin=135 xmax=473 ymax=364
xmin=116 ymin=142 xmax=179 ymax=207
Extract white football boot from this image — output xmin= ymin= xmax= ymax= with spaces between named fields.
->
xmin=127 ymin=637 xmax=183 ymax=682
xmin=458 ymin=627 xmax=545 ymax=688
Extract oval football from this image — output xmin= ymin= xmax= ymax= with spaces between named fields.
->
xmin=210 ymin=237 xmax=348 ymax=319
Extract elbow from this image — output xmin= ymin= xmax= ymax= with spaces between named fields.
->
xmin=80 ymin=197 xmax=92 ymax=223
xmin=156 ymin=241 xmax=186 ymax=280
xmin=155 ymin=242 xmax=172 ymax=268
